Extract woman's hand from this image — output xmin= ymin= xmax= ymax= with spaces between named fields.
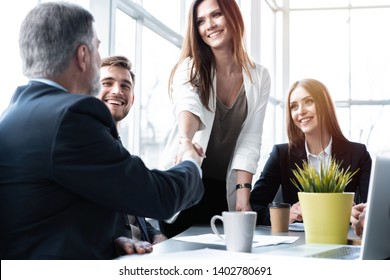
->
xmin=235 ymin=188 xmax=252 ymax=211
xmin=175 ymin=139 xmax=205 ymax=165
xmin=289 ymin=202 xmax=303 ymax=224
xmin=350 ymin=203 xmax=367 ymax=237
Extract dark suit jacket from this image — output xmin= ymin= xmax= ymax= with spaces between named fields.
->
xmin=0 ymin=81 xmax=204 ymax=259
xmin=250 ymin=138 xmax=372 ymax=225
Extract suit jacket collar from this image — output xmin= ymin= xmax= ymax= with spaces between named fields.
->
xmin=30 ymin=78 xmax=68 ymax=92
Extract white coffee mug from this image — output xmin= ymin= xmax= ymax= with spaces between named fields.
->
xmin=210 ymin=211 xmax=257 ymax=253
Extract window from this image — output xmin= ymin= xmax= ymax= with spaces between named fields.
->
xmin=0 ymin=0 xmax=37 ymax=114
xmin=285 ymin=2 xmax=390 ymax=156
xmin=4 ymin=0 xmax=388 ymax=171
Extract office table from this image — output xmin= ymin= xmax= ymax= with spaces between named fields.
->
xmin=118 ymin=224 xmax=361 ymax=260
xmin=115 ymin=226 xmax=386 ymax=280
xmin=151 ymin=225 xmax=305 ymax=255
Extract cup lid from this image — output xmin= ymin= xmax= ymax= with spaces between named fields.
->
xmin=268 ymin=202 xmax=291 ymax=208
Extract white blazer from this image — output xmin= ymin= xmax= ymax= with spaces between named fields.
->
xmin=160 ymin=57 xmax=271 ymax=212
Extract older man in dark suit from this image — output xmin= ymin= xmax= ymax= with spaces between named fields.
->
xmin=0 ymin=2 xmax=203 ymax=260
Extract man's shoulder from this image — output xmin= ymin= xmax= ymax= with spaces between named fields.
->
xmin=22 ymin=82 xmax=114 ymax=127
xmin=17 ymin=81 xmax=92 ymax=105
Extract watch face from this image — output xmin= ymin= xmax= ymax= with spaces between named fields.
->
xmin=236 ymin=183 xmax=252 ymax=190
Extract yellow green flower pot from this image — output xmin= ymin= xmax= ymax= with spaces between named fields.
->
xmin=298 ymin=192 xmax=355 ymax=244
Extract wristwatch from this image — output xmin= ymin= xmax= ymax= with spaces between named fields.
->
xmin=235 ymin=183 xmax=252 ymax=190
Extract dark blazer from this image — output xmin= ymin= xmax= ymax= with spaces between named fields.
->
xmin=0 ymin=81 xmax=204 ymax=259
xmin=250 ymin=138 xmax=372 ymax=225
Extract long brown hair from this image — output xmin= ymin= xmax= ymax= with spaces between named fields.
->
xmin=168 ymin=0 xmax=255 ymax=111
xmin=286 ymin=79 xmax=348 ymax=148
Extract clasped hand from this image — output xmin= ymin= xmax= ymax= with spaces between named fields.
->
xmin=350 ymin=203 xmax=366 ymax=237
xmin=289 ymin=202 xmax=303 ymax=224
xmin=175 ymin=139 xmax=205 ymax=166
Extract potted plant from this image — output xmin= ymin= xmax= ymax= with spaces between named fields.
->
xmin=291 ymin=157 xmax=359 ymax=244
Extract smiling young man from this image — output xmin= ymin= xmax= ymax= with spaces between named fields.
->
xmin=97 ymin=55 xmax=168 ymax=245
xmin=98 ymin=56 xmax=135 ymax=124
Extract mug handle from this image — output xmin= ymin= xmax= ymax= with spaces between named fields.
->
xmin=210 ymin=215 xmax=224 ymax=240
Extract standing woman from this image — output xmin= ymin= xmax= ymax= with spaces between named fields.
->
xmin=159 ymin=0 xmax=271 ymax=238
xmin=250 ymin=79 xmax=372 ymax=226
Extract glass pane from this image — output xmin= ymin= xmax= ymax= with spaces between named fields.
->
xmin=351 ymin=0 xmax=390 ymax=6
xmin=350 ymin=105 xmax=390 ymax=156
xmin=290 ymin=0 xmax=350 ymax=9
xmin=350 ymin=8 xmax=390 ymax=100
xmin=114 ymin=9 xmax=137 ymax=152
xmin=289 ymin=0 xmax=390 ymax=9
xmin=139 ymin=28 xmax=180 ymax=168
xmin=275 ymin=11 xmax=284 ymax=100
xmin=239 ymin=0 xmax=251 ymax=53
xmin=289 ymin=9 xmax=350 ymax=100
xmin=1 ymin=0 xmax=37 ymax=115
xmin=141 ymin=0 xmax=183 ymax=34
xmin=260 ymin=0 xmax=276 ymax=87
xmin=115 ymin=9 xmax=137 ymax=62
xmin=257 ymin=1 xmax=281 ymax=173
xmin=336 ymin=107 xmax=352 ymax=139
xmin=288 ymin=6 xmax=390 ymax=158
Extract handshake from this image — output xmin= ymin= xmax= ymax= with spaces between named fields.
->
xmin=176 ymin=137 xmax=206 ymax=167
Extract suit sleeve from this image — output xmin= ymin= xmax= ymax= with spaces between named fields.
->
xmin=250 ymin=145 xmax=284 ymax=225
xmin=51 ymin=97 xmax=204 ymax=220
xmin=354 ymin=144 xmax=372 ymax=203
xmin=145 ymin=220 xmax=162 ymax=240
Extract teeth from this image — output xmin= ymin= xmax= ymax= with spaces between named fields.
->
xmin=106 ymin=99 xmax=124 ymax=106
xmin=209 ymin=31 xmax=221 ymax=38
xmin=300 ymin=118 xmax=310 ymax=124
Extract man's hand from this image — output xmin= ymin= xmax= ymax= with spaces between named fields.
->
xmin=114 ymin=236 xmax=153 ymax=256
xmin=152 ymin=233 xmax=168 ymax=244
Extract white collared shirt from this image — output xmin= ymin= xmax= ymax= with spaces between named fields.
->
xmin=30 ymin=78 xmax=68 ymax=92
xmin=305 ymin=137 xmax=332 ymax=175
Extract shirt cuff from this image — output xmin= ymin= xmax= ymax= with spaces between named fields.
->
xmin=183 ymin=158 xmax=203 ymax=178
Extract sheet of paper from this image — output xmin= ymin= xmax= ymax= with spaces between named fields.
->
xmin=173 ymin=233 xmax=299 ymax=247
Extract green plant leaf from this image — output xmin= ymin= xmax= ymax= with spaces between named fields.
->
xmin=290 ymin=156 xmax=359 ymax=193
